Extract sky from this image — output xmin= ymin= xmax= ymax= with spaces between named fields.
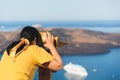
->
xmin=0 ymin=0 xmax=120 ymax=21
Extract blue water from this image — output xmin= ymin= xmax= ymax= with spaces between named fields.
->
xmin=0 ymin=21 xmax=120 ymax=33
xmin=0 ymin=48 xmax=120 ymax=80
xmin=61 ymin=48 xmax=120 ymax=80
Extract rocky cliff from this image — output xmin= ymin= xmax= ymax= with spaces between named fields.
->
xmin=0 ymin=27 xmax=120 ymax=55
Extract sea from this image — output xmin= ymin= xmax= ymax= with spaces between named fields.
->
xmin=0 ymin=21 xmax=120 ymax=80
xmin=0 ymin=20 xmax=120 ymax=33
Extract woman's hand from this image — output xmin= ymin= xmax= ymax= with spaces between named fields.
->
xmin=44 ymin=32 xmax=55 ymax=49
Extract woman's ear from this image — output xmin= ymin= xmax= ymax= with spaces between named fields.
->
xmin=31 ymin=37 xmax=37 ymax=45
xmin=34 ymin=37 xmax=37 ymax=41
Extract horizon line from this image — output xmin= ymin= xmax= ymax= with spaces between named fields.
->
xmin=0 ymin=20 xmax=120 ymax=22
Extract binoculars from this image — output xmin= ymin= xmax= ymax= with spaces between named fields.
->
xmin=40 ymin=32 xmax=68 ymax=47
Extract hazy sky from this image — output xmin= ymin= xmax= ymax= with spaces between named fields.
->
xmin=0 ymin=0 xmax=120 ymax=21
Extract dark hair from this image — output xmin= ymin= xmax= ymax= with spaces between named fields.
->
xmin=7 ymin=26 xmax=44 ymax=55
xmin=20 ymin=26 xmax=43 ymax=46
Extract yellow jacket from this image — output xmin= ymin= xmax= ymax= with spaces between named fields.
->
xmin=0 ymin=45 xmax=54 ymax=80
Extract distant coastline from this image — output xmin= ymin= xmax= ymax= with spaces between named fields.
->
xmin=1 ymin=20 xmax=120 ymax=33
xmin=1 ymin=27 xmax=120 ymax=55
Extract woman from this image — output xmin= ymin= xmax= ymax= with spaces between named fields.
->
xmin=0 ymin=26 xmax=63 ymax=80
